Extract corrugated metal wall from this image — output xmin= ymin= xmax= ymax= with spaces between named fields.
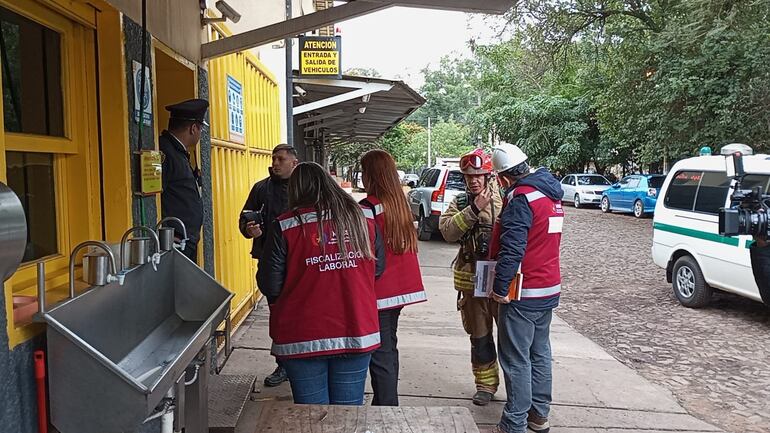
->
xmin=207 ymin=26 xmax=281 ymax=324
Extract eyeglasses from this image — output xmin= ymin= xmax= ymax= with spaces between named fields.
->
xmin=461 ymin=155 xmax=483 ymax=170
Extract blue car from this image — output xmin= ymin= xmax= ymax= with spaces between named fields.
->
xmin=601 ymin=174 xmax=666 ymax=218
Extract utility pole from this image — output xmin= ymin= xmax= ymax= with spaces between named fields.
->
xmin=427 ymin=117 xmax=432 ymax=167
xmin=284 ymin=0 xmax=294 ymax=146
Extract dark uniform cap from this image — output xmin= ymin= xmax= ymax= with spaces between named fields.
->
xmin=165 ymin=98 xmax=209 ymax=126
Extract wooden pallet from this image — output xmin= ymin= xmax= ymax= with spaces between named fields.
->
xmin=253 ymin=402 xmax=479 ymax=432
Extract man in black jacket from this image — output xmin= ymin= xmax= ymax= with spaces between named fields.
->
xmin=239 ymin=143 xmax=298 ymax=386
xmin=750 ymin=236 xmax=770 ymax=305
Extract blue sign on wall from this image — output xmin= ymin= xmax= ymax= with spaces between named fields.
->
xmin=227 ymin=75 xmax=244 ymax=143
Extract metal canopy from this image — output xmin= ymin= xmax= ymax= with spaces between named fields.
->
xmin=294 ymin=74 xmax=425 ymax=144
xmin=201 ymin=0 xmax=513 ymax=60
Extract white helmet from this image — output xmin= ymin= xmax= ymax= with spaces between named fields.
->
xmin=492 ymin=142 xmax=528 ymax=173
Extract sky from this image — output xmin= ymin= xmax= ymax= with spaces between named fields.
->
xmin=335 ymin=7 xmax=502 ymax=89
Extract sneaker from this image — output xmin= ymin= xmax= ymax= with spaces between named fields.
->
xmin=527 ymin=409 xmax=550 ymax=433
xmin=263 ymin=365 xmax=288 ymax=387
xmin=472 ymin=390 xmax=494 ymax=406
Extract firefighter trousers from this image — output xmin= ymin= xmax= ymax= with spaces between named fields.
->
xmin=458 ymin=290 xmax=500 ymax=394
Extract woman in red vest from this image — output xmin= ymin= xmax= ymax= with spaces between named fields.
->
xmin=359 ymin=150 xmax=427 ymax=406
xmin=258 ymin=162 xmax=384 ymax=405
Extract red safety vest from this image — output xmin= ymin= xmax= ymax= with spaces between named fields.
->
xmin=362 ymin=195 xmax=427 ymax=310
xmin=490 ymin=186 xmax=563 ymax=301
xmin=269 ymin=207 xmax=380 ymax=359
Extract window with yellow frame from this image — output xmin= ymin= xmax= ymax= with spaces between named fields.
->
xmin=0 ymin=0 xmax=102 ymax=345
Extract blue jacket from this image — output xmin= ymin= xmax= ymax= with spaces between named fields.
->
xmin=494 ymin=168 xmax=564 ymax=311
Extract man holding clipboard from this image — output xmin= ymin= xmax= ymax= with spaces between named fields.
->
xmin=485 ymin=143 xmax=564 ymax=433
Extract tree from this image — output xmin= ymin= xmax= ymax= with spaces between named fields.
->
xmin=343 ymin=67 xmax=382 ymax=78
xmin=409 ymin=56 xmax=482 ymax=127
xmin=411 ymin=120 xmax=475 ymax=161
xmin=472 ymin=40 xmax=603 ymax=173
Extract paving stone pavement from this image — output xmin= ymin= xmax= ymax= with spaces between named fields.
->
xmin=557 ymin=207 xmax=770 ymax=433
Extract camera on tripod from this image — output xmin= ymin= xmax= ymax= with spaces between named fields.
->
xmin=718 ymin=148 xmax=769 ymax=237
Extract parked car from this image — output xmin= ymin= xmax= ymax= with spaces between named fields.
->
xmin=652 ymin=144 xmax=764 ymax=307
xmin=407 ymin=163 xmax=465 ymax=240
xmin=601 ymin=174 xmax=666 ymax=218
xmin=560 ymin=174 xmax=612 ymax=208
xmin=403 ymin=173 xmax=419 ymax=187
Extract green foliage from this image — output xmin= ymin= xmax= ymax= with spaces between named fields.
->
xmin=331 ymin=0 xmax=770 ymax=175
xmin=475 ymin=0 xmax=770 ymax=171
xmin=343 ymin=67 xmax=382 ymax=78
xmin=409 ymin=56 xmax=482 ymax=127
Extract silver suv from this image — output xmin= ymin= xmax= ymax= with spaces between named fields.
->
xmin=407 ymin=165 xmax=466 ymax=240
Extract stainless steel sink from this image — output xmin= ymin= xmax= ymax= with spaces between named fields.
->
xmin=43 ymin=249 xmax=232 ymax=433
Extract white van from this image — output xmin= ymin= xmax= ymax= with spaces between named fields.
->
xmin=652 ymin=144 xmax=768 ymax=307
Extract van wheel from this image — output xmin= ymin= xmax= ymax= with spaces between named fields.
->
xmin=601 ymin=196 xmax=611 ymax=213
xmin=672 ymin=256 xmax=712 ymax=308
xmin=574 ymin=194 xmax=581 ymax=209
xmin=417 ymin=210 xmax=432 ymax=241
xmin=633 ymin=200 xmax=645 ymax=218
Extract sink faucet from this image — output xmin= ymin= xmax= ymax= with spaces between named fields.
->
xmin=156 ymin=217 xmax=188 ymax=251
xmin=68 ymin=241 xmax=122 ymax=299
xmin=120 ymin=226 xmax=162 ymax=272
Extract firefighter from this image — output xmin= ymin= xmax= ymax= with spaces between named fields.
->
xmin=439 ymin=149 xmax=503 ymax=406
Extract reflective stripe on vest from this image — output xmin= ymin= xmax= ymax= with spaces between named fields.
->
xmin=376 ymin=290 xmax=429 ymax=310
xmin=362 ymin=208 xmax=375 ymax=219
xmin=372 ymin=203 xmax=384 ymax=216
xmin=272 ymin=331 xmax=381 ymax=357
xmin=508 ymin=190 xmax=546 ymax=203
xmin=279 ymin=212 xmax=330 ymax=231
xmin=521 ymin=284 xmax=561 ymax=299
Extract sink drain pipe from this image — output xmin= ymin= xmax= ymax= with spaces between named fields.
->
xmin=34 ymin=350 xmax=48 ymax=433
xmin=143 ymin=390 xmax=177 ymax=433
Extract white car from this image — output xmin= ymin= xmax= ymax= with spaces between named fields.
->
xmin=652 ymin=144 xmax=766 ymax=307
xmin=407 ymin=164 xmax=465 ymax=240
xmin=560 ymin=174 xmax=612 ymax=208
xmin=403 ymin=174 xmax=419 ymax=187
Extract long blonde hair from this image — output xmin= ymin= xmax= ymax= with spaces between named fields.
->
xmin=288 ymin=162 xmax=373 ymax=258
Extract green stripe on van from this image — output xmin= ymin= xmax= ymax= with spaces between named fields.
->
xmin=653 ymin=222 xmax=741 ymax=247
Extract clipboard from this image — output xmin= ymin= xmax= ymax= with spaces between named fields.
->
xmin=474 ymin=260 xmax=523 ymax=301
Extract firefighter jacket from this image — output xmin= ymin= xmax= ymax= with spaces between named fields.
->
xmin=439 ymin=180 xmax=503 ymax=291
xmin=360 ymin=195 xmax=428 ymax=310
xmin=258 ymin=207 xmax=385 ymax=359
xmin=490 ymin=168 xmax=564 ymax=311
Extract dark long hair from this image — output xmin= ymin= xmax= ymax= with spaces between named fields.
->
xmin=288 ymin=162 xmax=373 ymax=259
xmin=361 ymin=150 xmax=417 ymax=254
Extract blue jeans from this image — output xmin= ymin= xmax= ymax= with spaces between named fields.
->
xmin=282 ymin=353 xmax=372 ymax=405
xmin=497 ymin=305 xmax=553 ymax=433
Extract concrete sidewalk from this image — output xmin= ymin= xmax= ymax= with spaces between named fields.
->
xmin=224 ymin=241 xmax=723 ymax=433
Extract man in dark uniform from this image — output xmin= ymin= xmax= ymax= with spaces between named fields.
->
xmin=240 ymin=143 xmax=298 ymax=387
xmin=159 ymin=98 xmax=208 ymax=263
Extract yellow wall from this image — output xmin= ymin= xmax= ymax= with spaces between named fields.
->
xmin=1 ymin=0 xmax=114 ymax=347
xmin=207 ymin=24 xmax=280 ymax=324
